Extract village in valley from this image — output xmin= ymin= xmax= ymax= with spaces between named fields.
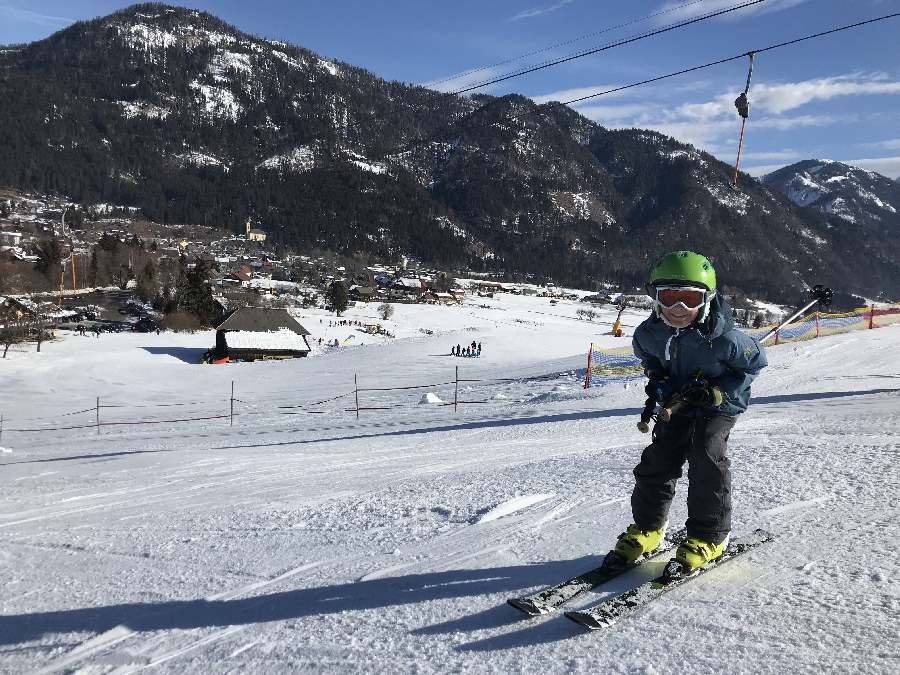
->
xmin=0 ymin=188 xmax=660 ymax=364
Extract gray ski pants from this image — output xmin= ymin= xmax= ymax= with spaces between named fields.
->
xmin=631 ymin=412 xmax=736 ymax=544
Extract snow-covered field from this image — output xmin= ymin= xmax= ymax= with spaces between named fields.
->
xmin=1 ymin=294 xmax=898 ymax=673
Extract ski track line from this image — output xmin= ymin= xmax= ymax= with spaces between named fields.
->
xmin=9 ymin=430 xmax=585 ymax=521
xmin=3 ymin=460 xmax=356 ymax=529
xmin=760 ymin=495 xmax=833 ymax=517
xmin=33 ymin=557 xmax=353 ymax=672
xmin=1 ymin=481 xmax=182 ymax=519
xmin=32 ymin=625 xmax=135 ymax=675
xmin=228 ymin=640 xmax=258 ymax=658
xmin=0 ymin=499 xmax=137 ymax=530
xmin=358 ymin=495 xmax=569 ymax=582
xmin=532 ymin=496 xmax=587 ymax=527
xmin=115 ymin=625 xmax=248 ymax=673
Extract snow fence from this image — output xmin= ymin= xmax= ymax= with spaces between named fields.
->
xmin=585 ymin=304 xmax=900 ymax=388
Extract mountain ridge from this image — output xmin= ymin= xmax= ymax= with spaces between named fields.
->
xmin=1 ymin=2 xmax=898 ymax=300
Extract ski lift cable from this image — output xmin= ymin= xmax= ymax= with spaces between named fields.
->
xmin=422 ymin=0 xmax=710 ymax=88
xmin=516 ymin=11 xmax=900 ymax=114
xmin=442 ymin=0 xmax=768 ymax=98
xmin=381 ymin=11 xmax=899 ymax=164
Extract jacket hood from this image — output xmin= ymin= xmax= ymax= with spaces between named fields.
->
xmin=703 ymin=295 xmax=734 ymax=339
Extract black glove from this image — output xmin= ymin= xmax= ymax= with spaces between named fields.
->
xmin=678 ymin=378 xmax=723 ymax=408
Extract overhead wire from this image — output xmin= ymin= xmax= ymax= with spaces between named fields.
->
xmin=422 ymin=0 xmax=710 ymax=89
xmin=382 ymin=0 xmax=764 ymax=159
xmin=441 ymin=0 xmax=768 ymax=97
xmin=382 ymin=10 xmax=900 ymax=163
xmin=535 ymin=11 xmax=900 ymax=113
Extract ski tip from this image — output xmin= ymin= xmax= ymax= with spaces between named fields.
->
xmin=507 ymin=597 xmax=551 ymax=617
xmin=564 ymin=610 xmax=613 ymax=631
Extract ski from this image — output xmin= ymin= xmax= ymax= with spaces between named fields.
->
xmin=564 ymin=528 xmax=774 ymax=630
xmin=507 ymin=528 xmax=686 ymax=616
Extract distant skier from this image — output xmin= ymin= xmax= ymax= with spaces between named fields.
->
xmin=609 ymin=251 xmax=767 ymax=573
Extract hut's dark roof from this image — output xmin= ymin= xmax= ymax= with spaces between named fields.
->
xmin=215 ymin=307 xmax=310 ymax=335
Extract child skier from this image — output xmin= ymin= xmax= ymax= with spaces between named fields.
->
xmin=610 ymin=250 xmax=767 ymax=573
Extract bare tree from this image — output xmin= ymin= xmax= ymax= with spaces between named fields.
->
xmin=30 ymin=305 xmax=54 ymax=353
xmin=0 ymin=318 xmax=26 ymax=358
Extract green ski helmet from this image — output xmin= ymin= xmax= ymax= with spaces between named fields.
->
xmin=648 ymin=250 xmax=717 ymax=322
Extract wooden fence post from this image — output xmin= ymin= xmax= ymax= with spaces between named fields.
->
xmin=354 ymin=374 xmax=360 ymax=419
xmin=96 ymin=396 xmax=100 ymax=435
xmin=230 ymin=380 xmax=234 ymax=426
xmin=454 ymin=366 xmax=459 ymax=413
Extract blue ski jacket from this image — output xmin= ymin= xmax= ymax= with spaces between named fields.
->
xmin=632 ymin=296 xmax=767 ymax=416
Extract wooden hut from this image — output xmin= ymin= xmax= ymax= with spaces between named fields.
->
xmin=213 ymin=307 xmax=311 ymax=362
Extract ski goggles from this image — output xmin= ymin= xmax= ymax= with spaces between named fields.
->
xmin=654 ymin=285 xmax=709 ymax=310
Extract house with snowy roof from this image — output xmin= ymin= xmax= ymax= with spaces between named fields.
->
xmin=389 ymin=277 xmax=424 ymax=300
xmin=212 ymin=307 xmax=311 ymax=362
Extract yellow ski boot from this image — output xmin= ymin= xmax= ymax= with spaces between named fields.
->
xmin=674 ymin=536 xmax=729 ymax=571
xmin=612 ymin=524 xmax=666 ymax=564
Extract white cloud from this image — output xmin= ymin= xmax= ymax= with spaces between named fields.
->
xmin=662 ymin=74 xmax=900 ymax=120
xmin=511 ymin=0 xmax=575 ymax=21
xmin=0 ymin=4 xmax=73 ymax=28
xmin=535 ymin=71 xmax=898 ymax=158
xmin=569 ymin=104 xmax=652 ymax=122
xmin=743 ymin=163 xmax=792 ymax=177
xmin=840 ymin=156 xmax=900 ymax=179
xmin=651 ymin=0 xmax=811 ymax=25
xmin=753 ymin=114 xmax=843 ymax=130
xmin=751 ymin=74 xmax=900 ymax=114
xmin=421 ymin=66 xmax=508 ymax=94
xmin=869 ymin=138 xmax=900 ymax=151
xmin=530 ymin=85 xmax=627 ymax=104
xmin=740 ymin=150 xmax=802 ymax=161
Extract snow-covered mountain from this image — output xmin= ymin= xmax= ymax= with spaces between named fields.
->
xmin=762 ymin=159 xmax=900 ymax=227
xmin=1 ymin=4 xmax=899 ymax=299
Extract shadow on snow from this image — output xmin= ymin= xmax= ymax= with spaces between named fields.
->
xmin=141 ymin=346 xmax=207 ymax=364
xmin=0 ymin=553 xmax=654 ymax=650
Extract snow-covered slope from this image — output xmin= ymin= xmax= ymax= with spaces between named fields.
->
xmin=1 ymin=295 xmax=898 ymax=673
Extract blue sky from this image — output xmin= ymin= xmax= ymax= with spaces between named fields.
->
xmin=2 ymin=0 xmax=899 ymax=177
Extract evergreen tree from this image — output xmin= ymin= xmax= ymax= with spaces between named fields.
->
xmin=136 ymin=258 xmax=157 ymax=301
xmin=33 ymin=238 xmax=63 ymax=284
xmin=327 ymin=281 xmax=348 ymax=316
xmin=87 ymin=249 xmax=99 ymax=287
xmin=174 ymin=259 xmax=220 ymax=325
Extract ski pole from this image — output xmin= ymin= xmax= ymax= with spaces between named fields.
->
xmin=758 ymin=285 xmax=833 ymax=345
